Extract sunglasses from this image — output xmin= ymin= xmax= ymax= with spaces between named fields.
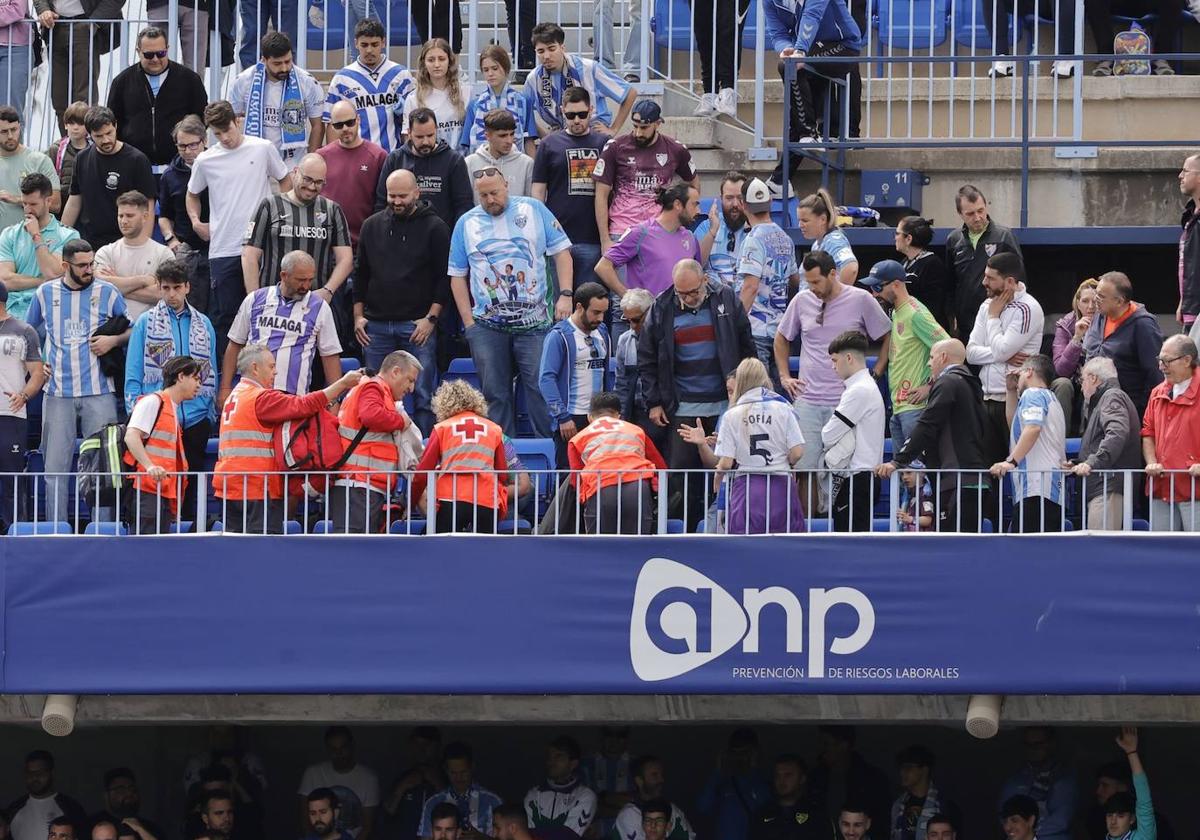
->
xmin=563 ymin=110 xmax=589 ymax=120
xmin=816 ymin=300 xmax=827 ymax=326
xmin=584 ymin=334 xmax=600 ymax=359
xmin=472 ymin=166 xmax=502 ymax=180
xmin=141 ymin=49 xmax=168 ymax=59
xmin=330 ymin=118 xmax=357 ymax=130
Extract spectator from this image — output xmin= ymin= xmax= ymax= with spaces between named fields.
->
xmin=125 ymin=259 xmax=218 ymax=518
xmin=379 ymin=728 xmax=445 ymax=840
xmin=374 ymin=107 xmax=473 ymax=230
xmin=614 ymin=288 xmax=662 ymax=447
xmin=418 ymin=742 xmax=502 ymax=837
xmin=36 ymin=0 xmax=123 ymax=131
xmin=998 ymin=728 xmax=1078 ymax=840
xmin=539 ymin=282 xmax=611 ymax=467
xmin=593 ymin=0 xmax=643 ymax=80
xmin=461 ymin=45 xmax=538 ymax=157
xmin=894 ymin=216 xmax=949 ymax=332
xmin=879 ymin=339 xmax=991 ymax=532
xmin=1083 ymin=271 xmax=1164 ymax=419
xmin=896 ymin=463 xmax=934 ymax=531
xmin=94 ymin=190 xmax=172 ymax=321
xmin=712 ymin=357 xmax=806 ymax=533
xmin=298 ymin=727 xmax=381 ymax=840
xmin=424 ymin=804 xmax=460 ymax=840
xmin=530 ymin=87 xmax=610 ymax=289
xmin=524 ymin=736 xmax=598 ymax=836
xmin=821 ymin=330 xmax=885 ymax=531
xmin=612 ymin=759 xmax=695 ymax=840
xmin=464 ymin=109 xmax=534 ymax=201
xmin=691 ymin=0 xmax=750 ymax=118
xmin=1103 ymin=729 xmax=1155 ymax=840
xmin=235 ymin=0 xmax=297 ymax=70
xmin=5 ymin=751 xmax=84 ymax=840
xmin=734 ymin=177 xmax=801 ymax=384
xmin=492 ymin=803 xmax=539 ymax=840
xmin=1050 ymin=278 xmax=1098 ymax=432
xmin=696 ymin=729 xmax=771 ymax=840
xmin=838 ymin=805 xmax=874 ymax=840
xmin=799 ymin=189 xmax=858 ymax=285
xmin=106 ymin=26 xmax=207 ymax=174
xmin=27 ymin=239 xmax=127 ymax=522
xmin=242 ymin=152 xmax=352 ymax=299
xmin=200 ymin=792 xmax=237 ymax=840
xmin=46 ymin=816 xmax=75 ymax=840
xmin=145 ymin=0 xmax=205 ymax=68
xmin=214 ymin=344 xmax=361 ymax=533
xmin=750 ymin=755 xmax=832 ymax=840
xmin=593 ymin=100 xmax=698 ymax=257
xmin=0 ymin=106 xmax=59 ymax=230
xmin=639 ymin=259 xmax=754 ymax=530
xmin=305 ymin=789 xmax=351 ymax=840
xmin=1088 ymin=736 xmax=1170 ymax=840
xmin=525 ymin=22 xmax=635 ymax=137
xmin=594 ymin=182 xmax=702 ymax=343
xmin=229 ymin=32 xmax=325 ymax=171
xmin=861 ymin=259 xmax=948 ymax=446
xmin=1088 ymin=0 xmax=1177 ymax=75
xmin=157 ymin=115 xmax=209 ymax=311
xmin=45 ymin=101 xmax=89 ymax=212
xmin=329 ymin=350 xmax=420 ymax=533
xmin=61 ymin=106 xmax=155 ymax=251
xmin=923 ymin=816 xmax=954 ymax=840
xmin=401 ymin=39 xmax=466 ymax=150
xmin=1070 ymin=357 xmax=1140 ymax=530
xmin=944 ymin=185 xmax=1022 ymax=340
xmin=966 ymin=251 xmax=1045 ymax=466
xmin=774 ymin=251 xmax=890 ymax=515
xmin=411 ymin=381 xmax=511 ymax=533
xmin=185 ymin=764 xmax=265 ymax=840
xmin=0 ymin=172 xmax=78 ymax=319
xmin=123 ymin=354 xmax=202 ymax=532
xmin=985 ymin=0 xmax=1075 ymax=77
xmin=696 ymin=171 xmax=749 ymax=290
xmin=355 ymin=169 xmax=449 ymax=435
xmin=1179 ymin=153 xmax=1200 ymax=331
xmin=222 ymin=251 xmax=343 ymax=399
xmin=1142 ymin=334 xmax=1200 ymax=531
xmin=567 ymin=391 xmax=665 ymax=534
xmin=316 ymin=101 xmax=388 ymax=249
xmin=582 ymin=727 xmax=633 ymax=840
xmin=889 ymin=747 xmax=958 ymax=840
xmin=323 ymin=19 xmax=414 ymax=155
xmin=0 ymin=0 xmax=29 ymax=116
xmin=808 ymin=728 xmax=890 ymax=837
xmin=188 ymin=100 xmax=290 ymax=358
xmin=0 ymin=278 xmax=42 ymax=528
xmin=448 ymin=169 xmax=572 ymax=437
xmin=104 ymin=770 xmax=166 ymax=840
xmin=181 ymin=725 xmax=270 ymax=795
xmin=1000 ymin=796 xmax=1038 ymax=840
xmin=90 ymin=819 xmax=120 ymax=840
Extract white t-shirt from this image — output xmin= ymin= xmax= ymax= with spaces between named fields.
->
xmin=128 ymin=392 xmax=165 ymax=434
xmin=714 ymin=388 xmax=805 ymax=473
xmin=188 ymin=136 xmax=289 ymax=259
xmin=822 ymin=367 xmax=886 ymax=470
xmin=11 ymin=796 xmax=64 ymax=840
xmin=401 ymin=86 xmax=466 ymax=149
xmin=0 ymin=316 xmax=41 ymax=419
xmin=95 ymin=237 xmax=173 ymax=321
xmin=297 ymin=761 xmax=380 ymax=837
xmin=229 ymin=66 xmax=326 ymax=169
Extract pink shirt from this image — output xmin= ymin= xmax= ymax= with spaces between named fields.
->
xmin=0 ymin=0 xmax=30 ymax=46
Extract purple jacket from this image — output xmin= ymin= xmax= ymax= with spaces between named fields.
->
xmin=1053 ymin=311 xmax=1085 ymax=379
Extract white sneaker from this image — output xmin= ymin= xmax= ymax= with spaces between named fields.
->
xmin=797 ymin=135 xmax=825 ymax=153
xmin=715 ymin=87 xmax=738 ymax=117
xmin=767 ymin=176 xmax=785 ymax=198
xmin=1050 ymin=60 xmax=1075 ymax=78
xmin=988 ymin=60 xmax=1014 ymax=77
xmin=694 ymin=92 xmax=717 ymax=117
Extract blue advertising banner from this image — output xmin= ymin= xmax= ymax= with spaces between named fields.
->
xmin=0 ymin=535 xmax=1195 ymax=694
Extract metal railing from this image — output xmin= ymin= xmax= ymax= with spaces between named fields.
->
xmin=6 ymin=466 xmax=1200 ymax=535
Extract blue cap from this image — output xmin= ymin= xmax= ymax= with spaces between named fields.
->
xmin=861 ymin=259 xmax=909 ymax=290
xmin=631 ymin=100 xmax=662 ymax=124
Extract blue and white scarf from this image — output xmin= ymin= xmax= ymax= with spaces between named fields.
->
xmin=245 ymin=62 xmax=307 ymax=151
xmin=533 ymin=54 xmax=585 ymax=128
xmin=144 ymin=301 xmax=216 ymax=401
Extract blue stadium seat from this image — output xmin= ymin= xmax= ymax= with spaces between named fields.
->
xmin=211 ymin=521 xmax=224 ymax=532
xmin=389 ymin=518 xmax=427 ymax=534
xmin=204 ymin=438 xmax=219 ymax=472
xmin=284 ymin=520 xmax=303 ymax=535
xmin=84 ymin=521 xmax=128 ymax=535
xmin=497 ymin=517 xmax=533 ymax=534
xmin=789 ymin=356 xmax=800 ymax=376
xmin=871 ymin=517 xmax=893 ymax=531
xmin=340 ymin=357 xmax=360 ymax=376
xmin=513 ymin=438 xmax=557 ymax=500
xmin=876 ymin=0 xmax=949 ymax=49
xmin=652 ymin=0 xmax=694 ymax=51
xmin=312 ymin=519 xmax=335 ymax=534
xmin=445 ymin=357 xmax=482 ymax=391
xmin=665 ymin=518 xmax=685 ymax=534
xmin=1132 ymin=518 xmax=1150 ymax=531
xmin=9 ymin=520 xmax=72 ymax=535
xmin=168 ymin=521 xmax=194 ymax=534
xmin=1065 ymin=437 xmax=1081 ymax=460
xmin=307 ymin=0 xmax=421 ymax=53
xmin=980 ymin=517 xmax=994 ymax=533
xmin=808 ymin=518 xmax=832 ymax=532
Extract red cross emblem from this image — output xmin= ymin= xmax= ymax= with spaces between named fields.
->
xmin=222 ymin=393 xmax=238 ymax=425
xmin=453 ymin=416 xmax=487 ymax=442
xmin=591 ymin=418 xmax=622 ymax=432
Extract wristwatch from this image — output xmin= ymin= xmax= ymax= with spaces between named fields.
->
xmin=1006 ymin=457 xmax=1018 ymax=466
xmin=558 ymin=289 xmax=573 ymax=298
xmin=425 ymin=313 xmax=439 ymax=323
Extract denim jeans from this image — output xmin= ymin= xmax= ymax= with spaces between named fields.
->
xmin=209 ymin=255 xmax=244 ymax=361
xmin=363 ymin=318 xmax=437 ymax=436
xmin=594 ymin=0 xmax=643 ymax=71
xmin=889 ymin=407 xmax=922 ymax=452
xmin=569 ymin=242 xmax=602 ymax=290
xmin=465 ymin=320 xmax=550 ymax=437
xmin=344 ymin=0 xmax=382 ymax=41
xmin=0 ymin=43 xmax=30 ymax=117
xmin=238 ymin=0 xmax=299 ymax=68
xmin=42 ymin=392 xmax=117 ymax=524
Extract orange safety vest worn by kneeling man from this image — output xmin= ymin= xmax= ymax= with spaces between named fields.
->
xmin=568 ymin=416 xmax=666 ymax=503
xmin=411 ymin=411 xmax=510 ymax=518
xmin=337 ymin=376 xmax=407 ymax=493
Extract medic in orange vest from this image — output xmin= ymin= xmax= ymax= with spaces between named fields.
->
xmin=123 ymin=355 xmax=204 ymax=533
xmin=567 ymin=391 xmax=666 ymax=534
xmin=411 ymin=379 xmax=510 ymax=533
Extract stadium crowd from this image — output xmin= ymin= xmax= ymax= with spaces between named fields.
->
xmin=0 ymin=725 xmax=1169 ymax=840
xmin=0 ymin=15 xmax=1194 ymax=535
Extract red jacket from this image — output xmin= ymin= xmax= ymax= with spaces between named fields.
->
xmin=1141 ymin=366 xmax=1200 ymax=501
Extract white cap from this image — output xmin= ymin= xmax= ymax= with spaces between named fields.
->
xmin=743 ymin=178 xmax=772 ymax=212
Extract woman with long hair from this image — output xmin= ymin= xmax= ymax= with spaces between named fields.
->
xmin=1051 ymin=277 xmax=1099 ymax=432
xmin=460 ymin=44 xmax=537 ymax=156
xmin=798 ymin=187 xmax=858 ymax=285
xmin=894 ymin=215 xmax=951 ymax=332
xmin=402 ymin=38 xmax=466 ymax=149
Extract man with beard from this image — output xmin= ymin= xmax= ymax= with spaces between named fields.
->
xmin=0 ymin=107 xmax=60 ymax=231
xmin=304 ymin=789 xmax=352 ymax=840
xmin=696 ymin=172 xmax=749 ymax=289
xmin=201 ymin=792 xmax=237 ymax=840
xmin=374 ymin=108 xmax=472 ymax=231
xmin=6 ymin=752 xmax=84 ymax=840
xmin=750 ymin=755 xmax=834 ymax=840
xmin=103 ymin=769 xmax=165 ymax=840
xmin=316 ymin=101 xmax=387 ymax=249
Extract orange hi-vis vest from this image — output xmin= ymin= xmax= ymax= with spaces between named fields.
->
xmin=571 ymin=416 xmax=658 ymax=502
xmin=338 ymin=377 xmax=402 ymax=492
xmin=215 ymin=379 xmax=281 ymax=501
xmin=431 ymin=411 xmax=508 ymax=516
xmin=125 ymin=392 xmax=188 ymax=506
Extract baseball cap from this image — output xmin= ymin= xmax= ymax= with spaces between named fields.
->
xmin=861 ymin=259 xmax=909 ymax=290
xmin=631 ymin=100 xmax=662 ymax=124
xmin=743 ymin=178 xmax=772 ymax=213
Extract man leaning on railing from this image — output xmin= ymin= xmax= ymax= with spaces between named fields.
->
xmin=1068 ymin=357 xmax=1140 ymax=531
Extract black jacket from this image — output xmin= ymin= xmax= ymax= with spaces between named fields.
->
xmin=637 ymin=281 xmax=754 ymax=417
xmin=895 ymin=364 xmax=990 ymax=496
xmin=374 ymin=141 xmax=473 ymax=231
xmin=808 ymin=755 xmax=891 ymax=840
xmin=903 ymin=250 xmax=951 ymax=333
xmin=750 ymin=798 xmax=836 ymax=840
xmin=1182 ymin=200 xmax=1200 ymax=319
xmin=158 ymin=153 xmax=207 ymax=250
xmin=944 ymin=221 xmax=1022 ymax=338
xmin=1081 ymin=304 xmax=1164 ymax=417
xmin=355 ymin=200 xmax=451 ymax=322
xmin=107 ymin=60 xmax=208 ymax=167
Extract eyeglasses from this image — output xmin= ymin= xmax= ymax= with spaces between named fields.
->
xmin=330 ymin=118 xmax=358 ymax=130
xmin=622 ymin=314 xmax=644 ymax=326
xmin=141 ymin=49 xmax=168 ymax=59
xmin=1158 ymin=354 xmax=1185 ymax=366
xmin=472 ymin=166 xmax=502 ymax=180
xmin=676 ymin=284 xmax=705 ymax=306
xmin=69 ymin=260 xmax=94 ymax=270
xmin=562 ymin=110 xmax=589 ymax=120
xmin=176 ymin=140 xmax=202 ymax=151
xmin=299 ymin=174 xmax=326 ymax=188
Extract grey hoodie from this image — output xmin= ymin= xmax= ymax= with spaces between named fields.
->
xmin=464 ymin=144 xmax=534 ymax=202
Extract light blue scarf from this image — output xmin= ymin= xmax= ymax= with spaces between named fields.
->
xmin=245 ymin=62 xmax=307 ymax=151
xmin=143 ymin=301 xmax=216 ymax=402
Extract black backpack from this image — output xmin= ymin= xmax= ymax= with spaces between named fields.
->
xmin=76 ymin=400 xmax=164 ymax=506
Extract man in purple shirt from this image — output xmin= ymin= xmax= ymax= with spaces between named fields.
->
xmin=774 ymin=250 xmax=891 ymax=512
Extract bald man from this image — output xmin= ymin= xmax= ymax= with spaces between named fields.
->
xmin=242 ymin=152 xmax=353 ymax=300
xmin=877 ymin=338 xmax=994 ymax=531
xmin=316 ymin=100 xmax=387 ymax=247
xmin=355 ymin=168 xmax=450 ymax=434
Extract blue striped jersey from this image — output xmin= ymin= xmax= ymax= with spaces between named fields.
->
xmin=324 ymin=59 xmax=415 ymax=153
xmin=459 ymin=83 xmax=538 ymax=153
xmin=694 ymin=213 xmax=749 ymax=289
xmin=1011 ymin=386 xmax=1066 ymax=503
xmin=26 ymin=278 xmax=127 ymax=398
xmin=567 ymin=322 xmax=609 ymax=415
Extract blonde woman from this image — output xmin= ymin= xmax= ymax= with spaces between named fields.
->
xmin=798 ymin=187 xmax=858 ymax=285
xmin=1051 ymin=277 xmax=1099 ymax=431
xmin=410 ymin=379 xmax=510 ymax=532
xmin=401 ymin=38 xmax=466 ymax=149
